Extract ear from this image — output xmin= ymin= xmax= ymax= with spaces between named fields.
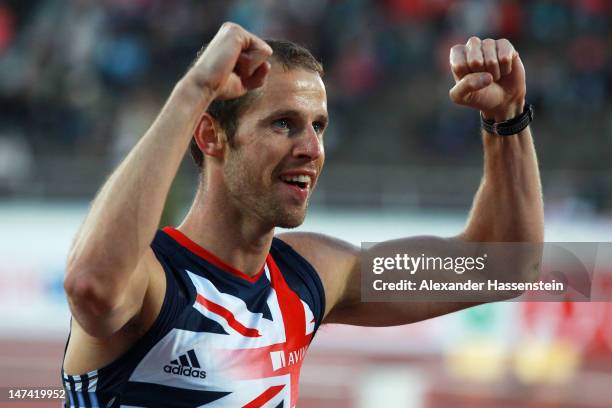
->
xmin=194 ymin=113 xmax=225 ymax=159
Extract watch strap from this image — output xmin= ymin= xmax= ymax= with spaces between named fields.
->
xmin=481 ymin=103 xmax=534 ymax=136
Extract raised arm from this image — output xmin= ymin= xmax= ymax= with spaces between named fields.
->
xmin=64 ymin=23 xmax=272 ymax=337
xmin=451 ymin=37 xmax=543 ymax=244
xmin=280 ymin=37 xmax=543 ymax=326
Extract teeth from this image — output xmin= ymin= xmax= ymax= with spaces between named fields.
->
xmin=281 ymin=174 xmax=311 ymax=184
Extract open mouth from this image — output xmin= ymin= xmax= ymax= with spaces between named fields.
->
xmin=280 ymin=174 xmax=311 ymax=190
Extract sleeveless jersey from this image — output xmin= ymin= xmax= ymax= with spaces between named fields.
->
xmin=61 ymin=227 xmax=326 ymax=408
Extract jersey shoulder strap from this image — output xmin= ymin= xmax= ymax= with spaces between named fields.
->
xmin=270 ymin=237 xmax=326 ymax=333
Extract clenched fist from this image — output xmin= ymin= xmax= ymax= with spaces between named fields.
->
xmin=449 ymin=37 xmax=526 ymax=122
xmin=185 ymin=22 xmax=273 ymax=101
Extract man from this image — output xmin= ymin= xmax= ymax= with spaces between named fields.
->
xmin=62 ymin=22 xmax=543 ymax=407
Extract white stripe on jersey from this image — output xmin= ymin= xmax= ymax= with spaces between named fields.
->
xmin=88 ymin=371 xmax=98 ymax=391
xmin=302 ymin=300 xmax=315 ymax=336
xmin=186 ymin=269 xmax=287 ymax=348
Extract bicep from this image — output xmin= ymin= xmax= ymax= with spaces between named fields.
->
xmin=282 ymin=233 xmax=485 ymax=327
xmin=67 ymin=248 xmax=162 ymax=337
xmin=115 ymin=248 xmax=163 ymax=327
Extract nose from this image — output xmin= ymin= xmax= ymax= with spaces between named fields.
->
xmin=293 ymin=125 xmax=324 ymax=161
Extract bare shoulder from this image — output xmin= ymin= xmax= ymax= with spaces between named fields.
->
xmin=276 ymin=231 xmax=360 ymax=318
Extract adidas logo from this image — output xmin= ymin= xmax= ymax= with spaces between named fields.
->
xmin=163 ymin=349 xmax=207 ymax=379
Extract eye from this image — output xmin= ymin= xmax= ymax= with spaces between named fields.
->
xmin=272 ymin=118 xmax=291 ymax=131
xmin=313 ymin=121 xmax=326 ymax=134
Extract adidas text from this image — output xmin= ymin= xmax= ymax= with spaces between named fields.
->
xmin=163 ymin=365 xmax=207 ymax=379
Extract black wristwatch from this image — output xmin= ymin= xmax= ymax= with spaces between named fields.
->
xmin=480 ymin=103 xmax=534 ymax=136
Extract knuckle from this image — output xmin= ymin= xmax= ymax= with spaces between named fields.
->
xmin=483 ymin=38 xmax=495 ymax=45
xmin=467 ymin=36 xmax=480 ymax=44
xmin=450 ymin=44 xmax=465 ymax=53
xmin=221 ymin=22 xmax=241 ymax=33
xmin=261 ymin=42 xmax=274 ymax=56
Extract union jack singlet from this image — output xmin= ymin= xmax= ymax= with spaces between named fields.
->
xmin=61 ymin=226 xmax=325 ymax=408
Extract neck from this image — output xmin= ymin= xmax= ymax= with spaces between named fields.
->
xmin=177 ymin=182 xmax=274 ymax=278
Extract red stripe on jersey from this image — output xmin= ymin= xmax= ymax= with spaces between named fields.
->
xmin=242 ymin=385 xmax=285 ymax=408
xmin=196 ymin=294 xmax=261 ymax=338
xmin=266 ymin=254 xmax=312 ymax=406
xmin=266 ymin=254 xmax=309 ymax=350
xmin=163 ymin=226 xmax=265 ymax=283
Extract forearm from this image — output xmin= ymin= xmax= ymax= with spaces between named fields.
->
xmin=66 ymin=80 xmax=212 ymax=296
xmin=463 ymin=124 xmax=543 ymax=242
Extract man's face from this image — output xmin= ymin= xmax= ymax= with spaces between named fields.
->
xmin=222 ymin=65 xmax=327 ymax=229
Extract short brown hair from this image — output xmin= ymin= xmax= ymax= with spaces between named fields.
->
xmin=189 ymin=39 xmax=324 ymax=169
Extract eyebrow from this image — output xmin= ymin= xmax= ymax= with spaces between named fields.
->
xmin=261 ymin=109 xmax=329 ymax=126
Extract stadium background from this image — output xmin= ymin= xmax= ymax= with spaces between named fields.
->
xmin=1 ymin=0 xmax=611 ymax=406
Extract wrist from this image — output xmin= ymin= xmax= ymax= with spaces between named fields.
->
xmin=481 ymin=99 xmax=525 ymax=123
xmin=481 ymin=103 xmax=534 ymax=136
xmin=175 ymin=76 xmax=217 ymax=108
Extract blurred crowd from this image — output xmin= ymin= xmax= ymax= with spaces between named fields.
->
xmin=0 ymin=0 xmax=611 ymax=213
